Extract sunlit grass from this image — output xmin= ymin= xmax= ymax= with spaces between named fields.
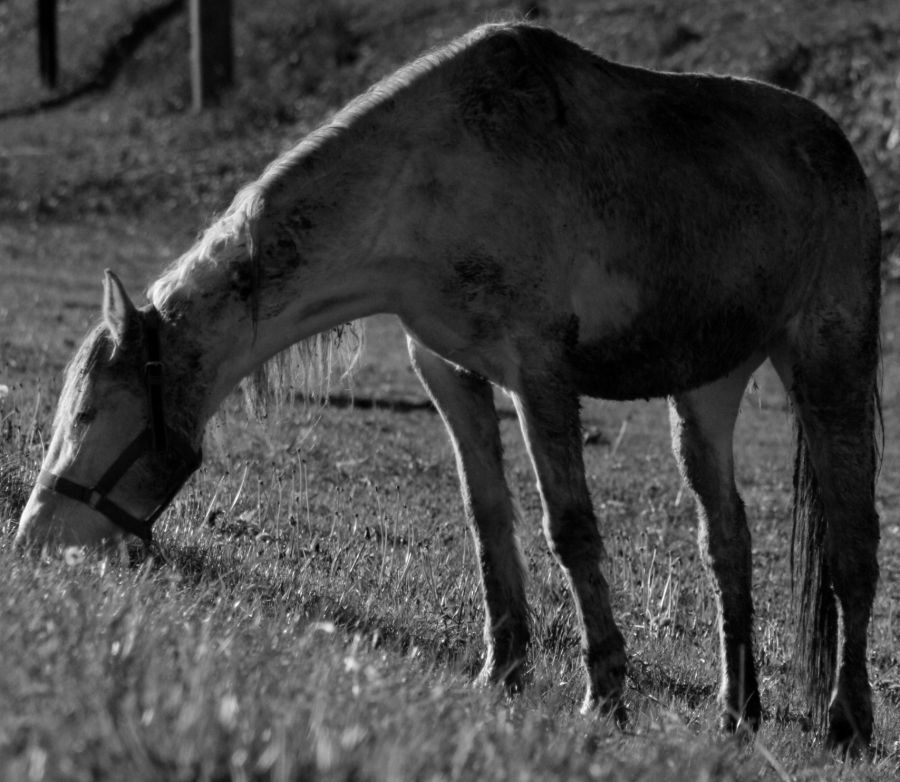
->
xmin=3 ymin=0 xmax=900 ymax=778
xmin=4 ymin=376 xmax=900 ymax=779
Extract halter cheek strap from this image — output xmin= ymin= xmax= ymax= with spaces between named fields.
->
xmin=36 ymin=429 xmax=201 ymax=543
xmin=37 ymin=309 xmax=202 ymax=543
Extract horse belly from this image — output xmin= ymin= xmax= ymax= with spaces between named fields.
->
xmin=568 ymin=303 xmax=770 ymax=401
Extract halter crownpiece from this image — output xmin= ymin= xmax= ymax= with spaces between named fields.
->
xmin=37 ymin=308 xmax=202 ymax=543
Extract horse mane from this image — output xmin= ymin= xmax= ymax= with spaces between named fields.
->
xmin=146 ymin=185 xmax=364 ymax=415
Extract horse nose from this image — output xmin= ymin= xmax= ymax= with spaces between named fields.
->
xmin=14 ymin=484 xmax=46 ymax=547
xmin=15 ymin=482 xmax=120 ymax=549
xmin=15 ymin=482 xmax=61 ymax=548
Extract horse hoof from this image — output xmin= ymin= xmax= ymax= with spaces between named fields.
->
xmin=719 ymin=691 xmax=761 ymax=735
xmin=475 ymin=658 xmax=526 ymax=695
xmin=581 ymin=693 xmax=627 ymax=728
xmin=503 ymin=671 xmax=525 ymax=696
xmin=826 ymin=699 xmax=873 ymax=757
xmin=826 ymin=720 xmax=871 ymax=758
xmin=609 ymin=700 xmax=628 ymax=728
xmin=719 ymin=713 xmax=759 ymax=744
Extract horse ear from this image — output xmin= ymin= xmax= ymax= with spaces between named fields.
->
xmin=102 ymin=269 xmax=139 ymax=347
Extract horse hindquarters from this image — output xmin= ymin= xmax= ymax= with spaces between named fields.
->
xmin=407 ymin=337 xmax=530 ymax=690
xmin=669 ymin=355 xmax=765 ymax=732
xmin=770 ymin=288 xmax=881 ymax=753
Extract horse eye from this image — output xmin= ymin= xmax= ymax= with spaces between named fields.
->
xmin=74 ymin=408 xmax=97 ymax=426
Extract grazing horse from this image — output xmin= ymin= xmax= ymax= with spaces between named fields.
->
xmin=16 ymin=23 xmax=882 ymax=752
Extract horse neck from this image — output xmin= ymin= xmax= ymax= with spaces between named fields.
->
xmin=156 ymin=124 xmax=417 ymax=420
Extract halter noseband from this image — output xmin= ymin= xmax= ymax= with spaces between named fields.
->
xmin=37 ymin=309 xmax=202 ymax=543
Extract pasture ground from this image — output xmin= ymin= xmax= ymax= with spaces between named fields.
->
xmin=2 ymin=1 xmax=900 ymax=779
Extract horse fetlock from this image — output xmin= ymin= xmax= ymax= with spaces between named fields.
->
xmin=826 ymin=716 xmax=872 ymax=758
xmin=718 ymin=645 xmax=761 ymax=730
xmin=484 ymin=611 xmax=529 ymax=656
xmin=580 ymin=636 xmax=627 ymax=723
xmin=718 ymin=687 xmax=761 ymax=734
xmin=475 ymin=652 xmax=527 ymax=694
xmin=478 ymin=618 xmax=529 ymax=693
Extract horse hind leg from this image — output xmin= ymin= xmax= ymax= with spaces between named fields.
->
xmin=770 ymin=309 xmax=880 ymax=754
xmin=407 ymin=336 xmax=530 ymax=691
xmin=669 ymin=355 xmax=764 ymax=734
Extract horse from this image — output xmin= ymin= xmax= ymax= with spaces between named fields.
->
xmin=15 ymin=22 xmax=882 ymax=753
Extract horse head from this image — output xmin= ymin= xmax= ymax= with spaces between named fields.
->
xmin=15 ymin=271 xmax=201 ymax=549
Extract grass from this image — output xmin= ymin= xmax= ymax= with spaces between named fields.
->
xmin=5 ymin=346 xmax=900 ymax=779
xmin=3 ymin=0 xmax=900 ymax=779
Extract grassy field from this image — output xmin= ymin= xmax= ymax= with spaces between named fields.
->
xmin=2 ymin=0 xmax=900 ymax=779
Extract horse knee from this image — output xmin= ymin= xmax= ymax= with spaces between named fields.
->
xmin=699 ymin=501 xmax=751 ymax=568
xmin=542 ymin=508 xmax=603 ymax=566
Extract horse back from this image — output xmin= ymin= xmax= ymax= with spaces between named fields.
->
xmin=415 ymin=25 xmax=880 ymax=398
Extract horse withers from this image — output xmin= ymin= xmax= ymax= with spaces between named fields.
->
xmin=16 ymin=23 xmax=882 ymax=752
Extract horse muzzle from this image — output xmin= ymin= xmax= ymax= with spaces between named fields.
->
xmin=25 ymin=427 xmax=202 ymax=546
xmin=15 ymin=479 xmax=125 ymax=549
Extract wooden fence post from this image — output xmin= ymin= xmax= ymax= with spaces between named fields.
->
xmin=189 ymin=0 xmax=234 ymax=111
xmin=37 ymin=0 xmax=58 ymax=88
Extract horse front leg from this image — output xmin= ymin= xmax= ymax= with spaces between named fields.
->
xmin=407 ymin=337 xmax=530 ymax=691
xmin=510 ymin=371 xmax=626 ymax=722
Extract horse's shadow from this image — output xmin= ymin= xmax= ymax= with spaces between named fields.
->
xmin=130 ymin=535 xmax=483 ymax=671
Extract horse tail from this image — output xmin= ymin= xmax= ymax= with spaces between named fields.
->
xmin=791 ymin=366 xmax=883 ymax=727
xmin=790 ymin=422 xmax=837 ymax=727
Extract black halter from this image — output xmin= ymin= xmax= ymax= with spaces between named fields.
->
xmin=37 ymin=310 xmax=202 ymax=543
